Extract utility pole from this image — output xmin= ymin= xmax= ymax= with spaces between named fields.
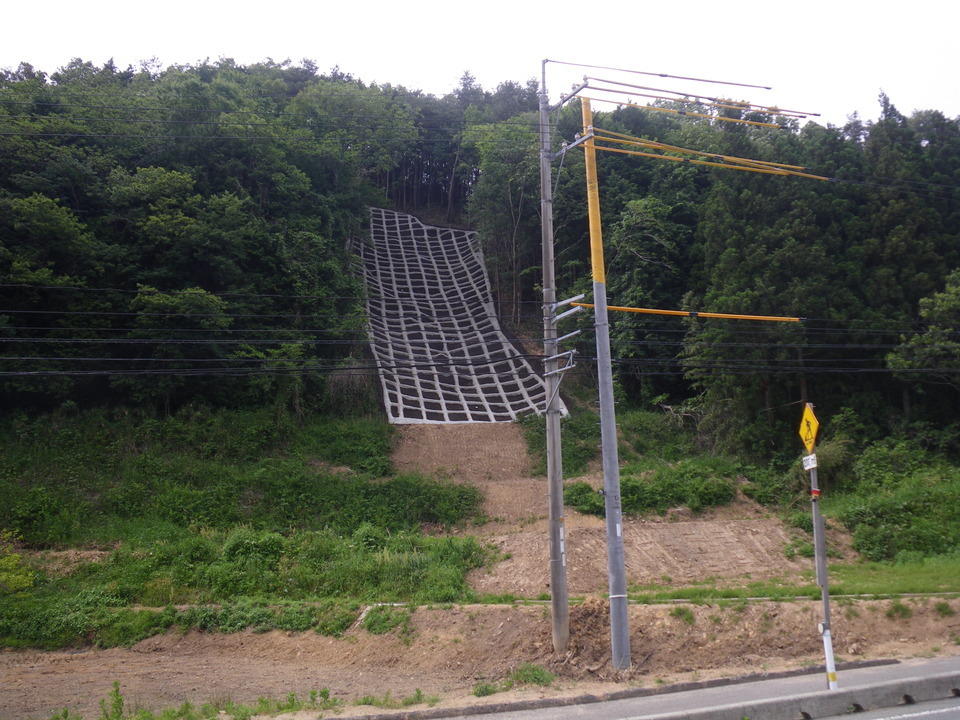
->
xmin=539 ymin=61 xmax=569 ymax=653
xmin=542 ymin=62 xmax=810 ymax=672
xmin=581 ymin=98 xmax=631 ymax=671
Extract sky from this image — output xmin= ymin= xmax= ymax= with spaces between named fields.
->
xmin=4 ymin=1 xmax=958 ymax=128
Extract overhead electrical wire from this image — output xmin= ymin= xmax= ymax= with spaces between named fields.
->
xmin=2 ymin=361 xmax=956 ymax=379
xmin=545 ymin=59 xmax=773 ymax=90
xmin=0 ymin=283 xmax=366 ymax=301
xmin=584 ymin=76 xmax=817 ymax=118
xmin=581 ymin=93 xmax=782 ymax=129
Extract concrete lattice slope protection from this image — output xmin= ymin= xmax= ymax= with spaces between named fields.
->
xmin=355 ymin=208 xmax=555 ymax=423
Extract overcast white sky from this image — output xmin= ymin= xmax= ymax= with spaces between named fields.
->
xmin=4 ymin=1 xmax=957 ymax=128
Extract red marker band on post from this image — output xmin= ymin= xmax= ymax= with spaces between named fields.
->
xmin=811 ymin=488 xmax=820 ymax=498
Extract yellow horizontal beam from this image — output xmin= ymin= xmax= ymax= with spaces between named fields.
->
xmin=580 ymin=95 xmax=783 ymax=129
xmin=592 ymin=127 xmax=810 ymax=172
xmin=572 ymin=302 xmax=802 ymax=323
xmin=588 ymin=144 xmax=830 ymax=181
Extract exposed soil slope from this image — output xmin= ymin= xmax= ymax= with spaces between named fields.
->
xmin=3 ymin=423 xmax=959 ymax=720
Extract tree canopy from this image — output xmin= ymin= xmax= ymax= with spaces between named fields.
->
xmin=2 ymin=57 xmax=960 ymax=455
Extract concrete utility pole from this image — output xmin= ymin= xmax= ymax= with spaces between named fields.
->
xmin=580 ymin=98 xmax=631 ymax=671
xmin=539 ymin=61 xmax=569 ymax=653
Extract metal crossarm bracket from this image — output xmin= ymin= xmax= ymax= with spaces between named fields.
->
xmin=544 ymin=349 xmax=577 ymax=408
xmin=544 ymin=362 xmax=576 ymax=379
xmin=556 ymin=305 xmax=582 ymax=323
xmin=555 ymin=293 xmax=586 ymax=308
xmin=556 ymin=133 xmax=594 ymax=156
xmin=544 ymin=349 xmax=577 ymax=379
xmin=550 ymin=83 xmax=588 ymax=112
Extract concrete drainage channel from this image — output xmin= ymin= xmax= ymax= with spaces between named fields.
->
xmin=356 ymin=208 xmax=558 ymax=424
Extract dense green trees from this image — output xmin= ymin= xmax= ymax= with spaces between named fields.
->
xmin=2 ymin=57 xmax=959 ymax=454
xmin=0 ymin=58 xmax=548 ymax=414
xmin=474 ymin=94 xmax=960 ymax=454
xmin=0 ymin=60 xmax=374 ymax=411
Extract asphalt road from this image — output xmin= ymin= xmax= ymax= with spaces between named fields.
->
xmin=440 ymin=655 xmax=960 ymax=720
xmin=821 ymin=696 xmax=960 ymax=719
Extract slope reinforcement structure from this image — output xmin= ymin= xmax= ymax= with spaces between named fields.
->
xmin=356 ymin=208 xmax=556 ymax=424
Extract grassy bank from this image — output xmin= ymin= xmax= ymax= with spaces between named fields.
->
xmin=0 ymin=406 xmax=486 ymax=648
xmin=5 ymin=403 xmax=960 ymax=651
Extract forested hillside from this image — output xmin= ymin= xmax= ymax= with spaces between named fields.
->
xmin=0 ymin=59 xmax=538 ymax=415
xmin=507 ymin=94 xmax=960 ymax=455
xmin=6 ymin=59 xmax=960 ymax=689
xmin=2 ymin=57 xmax=960 ymax=456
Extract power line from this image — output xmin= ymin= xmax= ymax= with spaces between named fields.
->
xmin=0 ymin=283 xmax=366 ymax=301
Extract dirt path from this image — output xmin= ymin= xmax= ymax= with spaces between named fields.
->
xmin=4 ymin=423 xmax=959 ymax=720
xmin=398 ymin=424 xmax=810 ymax=596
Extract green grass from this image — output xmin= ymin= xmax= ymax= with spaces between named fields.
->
xmin=565 ymin=455 xmax=739 ymax=517
xmin=616 ymin=409 xmax=695 ymax=462
xmin=886 ymin=600 xmax=913 ymax=619
xmin=553 ymin=406 xmax=741 ymax=518
xmin=623 ymin=554 xmax=960 ymax=604
xmin=45 ymin=681 xmax=344 ymax=720
xmin=8 ymin=405 xmax=960 ymax=654
xmin=0 ymin=593 xmax=366 ymax=650
xmin=363 ymin=605 xmax=412 ymax=636
xmin=508 ymin=662 xmax=555 ymax=686
xmin=828 ymin=554 xmax=960 ymax=596
xmin=1 ymin=406 xmax=484 ymax=548
xmin=472 ymin=681 xmax=500 ymax=698
xmin=825 ymin=471 xmax=960 ymax=561
xmin=521 ymin=408 xmax=600 ymax=476
xmin=935 ymin=601 xmax=956 ymax=617
xmin=471 ymin=663 xmax=554 ymax=697
xmin=0 ymin=407 xmax=491 ymax=649
xmin=628 ymin=583 xmax=818 ymax=605
xmin=0 ymin=523 xmax=488 ymax=648
xmin=355 ymin=688 xmax=435 ymax=709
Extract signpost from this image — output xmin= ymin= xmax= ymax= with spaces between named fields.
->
xmin=799 ymin=403 xmax=837 ymax=690
xmin=800 ymin=403 xmax=819 ymax=455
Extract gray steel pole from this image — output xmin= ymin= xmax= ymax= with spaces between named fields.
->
xmin=594 ymin=281 xmax=631 ymax=671
xmin=809 ymin=462 xmax=838 ymax=689
xmin=539 ymin=61 xmax=569 ymax=653
xmin=581 ymin=98 xmax=631 ymax=671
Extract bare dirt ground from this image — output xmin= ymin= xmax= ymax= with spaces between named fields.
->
xmin=4 ymin=423 xmax=960 ymax=720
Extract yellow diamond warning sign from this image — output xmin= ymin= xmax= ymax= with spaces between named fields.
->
xmin=799 ymin=403 xmax=819 ymax=454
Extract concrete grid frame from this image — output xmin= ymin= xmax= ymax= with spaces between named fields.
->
xmin=355 ymin=208 xmax=560 ymax=424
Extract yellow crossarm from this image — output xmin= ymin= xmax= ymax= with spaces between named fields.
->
xmin=593 ymin=127 xmax=811 ymax=172
xmin=572 ymin=302 xmax=802 ymax=323
xmin=581 ymin=95 xmax=782 ymax=129
xmin=587 ymin=144 xmax=830 ymax=181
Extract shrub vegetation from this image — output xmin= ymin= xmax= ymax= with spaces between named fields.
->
xmin=0 ymin=407 xmax=485 ymax=649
